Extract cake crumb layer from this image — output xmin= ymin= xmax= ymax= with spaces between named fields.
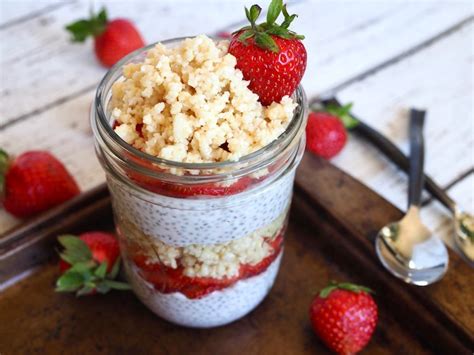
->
xmin=110 ymin=35 xmax=296 ymax=163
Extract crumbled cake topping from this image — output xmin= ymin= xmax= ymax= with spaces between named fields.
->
xmin=126 ymin=211 xmax=287 ymax=279
xmin=110 ymin=35 xmax=296 ymax=163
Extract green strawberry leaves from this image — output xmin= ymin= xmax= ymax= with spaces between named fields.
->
xmin=58 ymin=235 xmax=92 ymax=264
xmin=0 ymin=148 xmax=10 ymax=200
xmin=319 ymin=281 xmax=373 ymax=298
xmin=65 ymin=7 xmax=108 ymax=42
xmin=325 ymin=103 xmax=359 ymax=129
xmin=56 ymin=272 xmax=84 ymax=292
xmin=266 ymin=0 xmax=283 ymax=26
xmin=56 ymin=234 xmax=131 ymax=296
xmin=236 ymin=0 xmax=304 ymax=52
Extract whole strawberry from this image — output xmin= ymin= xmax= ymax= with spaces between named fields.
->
xmin=56 ymin=232 xmax=130 ymax=296
xmin=228 ymin=0 xmax=307 ymax=105
xmin=306 ymin=103 xmax=358 ymax=159
xmin=309 ymin=282 xmax=378 ymax=355
xmin=0 ymin=150 xmax=80 ymax=218
xmin=66 ymin=8 xmax=145 ymax=67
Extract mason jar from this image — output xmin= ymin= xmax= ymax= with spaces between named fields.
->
xmin=91 ymin=38 xmax=308 ymax=328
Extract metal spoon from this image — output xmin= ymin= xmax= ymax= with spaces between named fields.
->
xmin=375 ymin=109 xmax=448 ymax=285
xmin=315 ymin=96 xmax=474 ymax=264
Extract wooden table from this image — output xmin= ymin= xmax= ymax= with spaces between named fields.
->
xmin=0 ymin=1 xmax=473 ymax=244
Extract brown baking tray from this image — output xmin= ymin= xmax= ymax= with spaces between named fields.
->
xmin=0 ymin=153 xmax=473 ymax=354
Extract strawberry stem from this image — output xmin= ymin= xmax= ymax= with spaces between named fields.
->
xmin=235 ymin=0 xmax=304 ymax=52
xmin=65 ymin=7 xmax=108 ymax=42
xmin=311 ymin=102 xmax=360 ymax=130
xmin=319 ymin=281 xmax=373 ymax=298
xmin=55 ymin=234 xmax=130 ymax=296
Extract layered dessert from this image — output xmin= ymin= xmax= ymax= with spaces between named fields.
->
xmin=95 ymin=1 xmax=307 ymax=327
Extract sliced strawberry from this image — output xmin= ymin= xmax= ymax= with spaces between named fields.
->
xmin=133 ymin=231 xmax=284 ymax=299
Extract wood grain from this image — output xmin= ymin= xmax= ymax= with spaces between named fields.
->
xmin=331 ymin=21 xmax=474 ymax=247
xmin=1 ymin=153 xmax=473 ymax=353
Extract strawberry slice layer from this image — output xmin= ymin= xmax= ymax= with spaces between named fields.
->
xmin=133 ymin=232 xmax=284 ymax=299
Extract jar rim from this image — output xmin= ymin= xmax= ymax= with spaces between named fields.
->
xmin=93 ymin=36 xmax=307 ymax=172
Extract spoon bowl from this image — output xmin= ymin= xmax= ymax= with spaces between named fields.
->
xmin=376 ymin=207 xmax=448 ymax=285
xmin=375 ymin=109 xmax=448 ymax=285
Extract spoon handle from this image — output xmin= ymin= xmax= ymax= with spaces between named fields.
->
xmin=315 ymin=97 xmax=457 ymax=214
xmin=408 ymin=109 xmax=426 ymax=208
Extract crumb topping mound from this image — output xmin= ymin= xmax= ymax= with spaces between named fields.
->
xmin=110 ymin=35 xmax=297 ymax=163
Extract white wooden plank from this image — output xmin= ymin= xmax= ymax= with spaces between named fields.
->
xmin=331 ymin=22 xmax=473 ymax=249
xmin=0 ymin=0 xmax=67 ymax=27
xmin=294 ymin=0 xmax=473 ymax=96
xmin=2 ymin=1 xmax=472 ymax=127
xmin=0 ymin=0 xmax=266 ymax=127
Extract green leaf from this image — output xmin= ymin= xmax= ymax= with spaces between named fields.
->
xmin=95 ymin=262 xmax=108 ymax=279
xmin=58 ymin=235 xmax=92 ymax=264
xmin=267 ymin=25 xmax=292 ymax=39
xmin=97 ymin=8 xmax=108 ymax=24
xmin=69 ymin=260 xmax=96 ymax=273
xmin=108 ymin=258 xmax=121 ymax=279
xmin=103 ymin=280 xmax=132 ymax=291
xmin=65 ymin=8 xmax=108 ymax=42
xmin=238 ymin=29 xmax=255 ymax=44
xmin=326 ymin=102 xmax=359 ymax=130
xmin=255 ymin=32 xmax=279 ymax=53
xmin=65 ymin=20 xmax=94 ymax=42
xmin=244 ymin=7 xmax=252 ymax=23
xmin=281 ymin=14 xmax=297 ymax=29
xmin=266 ymin=0 xmax=283 ymax=26
xmin=337 ymin=282 xmax=373 ymax=294
xmin=249 ymin=5 xmax=262 ymax=24
xmin=56 ymin=271 xmax=84 ymax=292
xmin=76 ymin=285 xmax=94 ymax=296
xmin=319 ymin=285 xmax=338 ymax=298
xmin=96 ymin=282 xmax=111 ymax=294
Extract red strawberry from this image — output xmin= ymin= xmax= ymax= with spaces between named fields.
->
xmin=153 ymin=177 xmax=254 ymax=198
xmin=228 ymin=0 xmax=307 ymax=105
xmin=216 ymin=31 xmax=232 ymax=39
xmin=306 ymin=103 xmax=358 ymax=159
xmin=306 ymin=112 xmax=347 ymax=159
xmin=0 ymin=150 xmax=80 ymax=218
xmin=56 ymin=232 xmax=130 ymax=296
xmin=66 ymin=8 xmax=145 ymax=68
xmin=309 ymin=282 xmax=378 ymax=354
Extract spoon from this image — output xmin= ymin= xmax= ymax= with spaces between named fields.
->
xmin=375 ymin=109 xmax=448 ymax=285
xmin=315 ymin=96 xmax=474 ymax=264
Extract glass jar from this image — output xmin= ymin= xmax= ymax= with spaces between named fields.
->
xmin=91 ymin=38 xmax=308 ymax=328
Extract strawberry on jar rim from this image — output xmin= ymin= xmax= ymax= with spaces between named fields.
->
xmin=0 ymin=149 xmax=80 ymax=218
xmin=228 ymin=0 xmax=307 ymax=106
xmin=65 ymin=8 xmax=145 ymax=68
xmin=309 ymin=282 xmax=378 ymax=354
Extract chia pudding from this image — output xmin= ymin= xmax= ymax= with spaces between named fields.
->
xmin=92 ymin=35 xmax=307 ymax=327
